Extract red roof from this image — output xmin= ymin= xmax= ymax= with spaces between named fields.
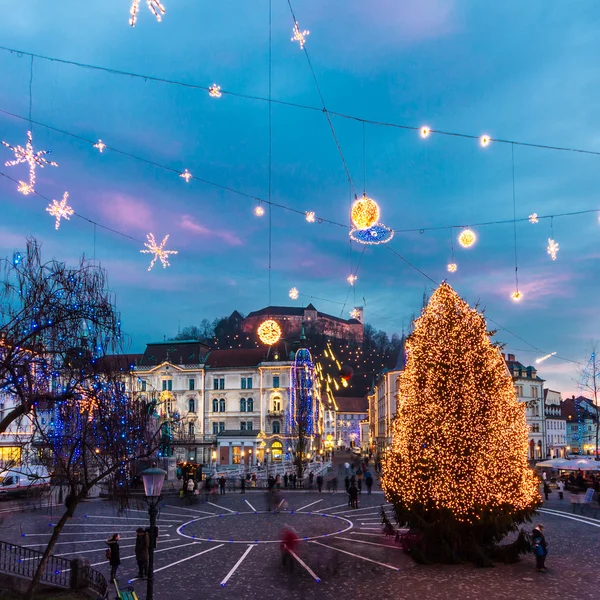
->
xmin=335 ymin=396 xmax=368 ymax=413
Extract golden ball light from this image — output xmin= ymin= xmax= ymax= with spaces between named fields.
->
xmin=257 ymin=319 xmax=282 ymax=345
xmin=351 ymin=194 xmax=380 ymax=230
xmin=458 ymin=229 xmax=477 ymax=248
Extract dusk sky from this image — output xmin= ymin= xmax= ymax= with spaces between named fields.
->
xmin=1 ymin=1 xmax=599 ymax=396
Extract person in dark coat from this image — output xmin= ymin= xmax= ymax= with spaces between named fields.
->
xmin=268 ymin=474 xmax=275 ymax=491
xmin=316 ymin=474 xmax=323 ymax=493
xmin=348 ymin=483 xmax=358 ymax=508
xmin=365 ymin=472 xmax=374 ymax=494
xmin=532 ymin=524 xmax=548 ymax=572
xmin=283 ymin=473 xmax=289 ymax=488
xmin=135 ymin=528 xmax=149 ymax=579
xmin=219 ymin=476 xmax=226 ymax=495
xmin=543 ymin=481 xmax=551 ymax=501
xmin=309 ymin=472 xmax=314 ymax=488
xmin=106 ymin=533 xmax=121 ymax=582
xmin=240 ymin=475 xmax=246 ymax=494
xmin=344 ymin=475 xmax=350 ymax=493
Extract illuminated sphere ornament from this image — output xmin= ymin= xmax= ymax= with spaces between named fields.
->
xmin=420 ymin=126 xmax=431 ymax=139
xmin=254 ymin=205 xmax=265 ymax=217
xmin=458 ymin=229 xmax=477 ymax=248
xmin=480 ymin=134 xmax=491 ymax=147
xmin=447 ymin=263 xmax=457 ymax=273
xmin=257 ymin=319 xmax=282 ymax=346
xmin=289 ymin=287 xmax=299 ymax=300
xmin=511 ymin=290 xmax=523 ymax=302
xmin=351 ymin=194 xmax=380 ymax=230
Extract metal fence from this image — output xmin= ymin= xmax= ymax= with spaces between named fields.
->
xmin=82 ymin=564 xmax=109 ymax=597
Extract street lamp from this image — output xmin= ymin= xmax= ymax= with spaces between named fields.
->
xmin=266 ymin=448 xmax=270 ymax=474
xmin=142 ymin=466 xmax=167 ymax=600
xmin=211 ymin=449 xmax=217 ymax=472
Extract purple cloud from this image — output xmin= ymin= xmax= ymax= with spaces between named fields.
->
xmin=179 ymin=214 xmax=243 ymax=246
xmin=98 ymin=193 xmax=156 ymax=233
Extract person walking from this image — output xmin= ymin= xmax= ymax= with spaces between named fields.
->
xmin=532 ymin=524 xmax=548 ymax=572
xmin=241 ymin=475 xmax=246 ymax=494
xmin=283 ymin=473 xmax=289 ymax=489
xmin=309 ymin=471 xmax=314 ymax=489
xmin=556 ymin=480 xmax=565 ymax=500
xmin=219 ymin=476 xmax=226 ymax=495
xmin=543 ymin=481 xmax=551 ymax=501
xmin=251 ymin=472 xmax=257 ymax=488
xmin=280 ymin=524 xmax=299 ymax=572
xmin=186 ymin=478 xmax=195 ymax=498
xmin=332 ymin=477 xmax=338 ymax=493
xmin=344 ymin=475 xmax=350 ymax=493
xmin=365 ymin=471 xmax=373 ymax=494
xmin=135 ymin=528 xmax=149 ymax=579
xmin=348 ymin=482 xmax=358 ymax=509
xmin=268 ymin=474 xmax=275 ymax=491
xmin=106 ymin=533 xmax=121 ymax=583
xmin=316 ymin=474 xmax=323 ymax=493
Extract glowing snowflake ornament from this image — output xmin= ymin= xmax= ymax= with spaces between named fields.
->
xmin=180 ymin=169 xmax=192 ymax=182
xmin=447 ymin=263 xmax=457 ymax=273
xmin=140 ymin=233 xmax=178 ymax=271
xmin=529 ymin=213 xmax=538 ymax=224
xmin=209 ymin=84 xmax=222 ymax=98
xmin=46 ymin=192 xmax=74 ymax=230
xmin=305 ymin=211 xmax=315 ymax=223
xmin=130 ymin=0 xmax=166 ymax=27
xmin=547 ymin=238 xmax=559 ymax=261
xmin=94 ymin=140 xmax=106 ymax=153
xmin=291 ymin=21 xmax=310 ymax=49
xmin=347 ymin=274 xmax=358 ymax=286
xmin=2 ymin=130 xmax=58 ymax=195
xmin=289 ymin=287 xmax=299 ymax=300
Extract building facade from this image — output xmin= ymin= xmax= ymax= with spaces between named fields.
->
xmin=544 ymin=389 xmax=567 ymax=458
xmin=561 ymin=395 xmax=599 ymax=456
xmin=335 ymin=396 xmax=368 ymax=448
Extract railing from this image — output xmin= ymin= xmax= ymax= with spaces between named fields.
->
xmin=82 ymin=564 xmax=109 ymax=597
xmin=0 ymin=540 xmax=70 ymax=588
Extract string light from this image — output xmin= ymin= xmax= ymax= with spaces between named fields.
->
xmin=180 ymin=169 xmax=192 ymax=182
xmin=2 ymin=130 xmax=58 ymax=195
xmin=458 ymin=229 xmax=477 ymax=248
xmin=45 ymin=192 xmax=73 ymax=230
xmin=511 ymin=290 xmax=523 ymax=302
xmin=257 ymin=319 xmax=282 ymax=346
xmin=130 ymin=0 xmax=166 ymax=27
xmin=209 ymin=84 xmax=222 ymax=98
xmin=289 ymin=287 xmax=299 ymax=300
xmin=347 ymin=274 xmax=357 ymax=286
xmin=381 ymin=283 xmax=539 ymax=529
xmin=547 ymin=238 xmax=559 ymax=260
xmin=305 ymin=211 xmax=315 ymax=223
xmin=349 ymin=223 xmax=394 ymax=245
xmin=529 ymin=213 xmax=538 ymax=224
xmin=140 ymin=233 xmax=178 ymax=271
xmin=480 ymin=134 xmax=491 ymax=147
xmin=254 ymin=205 xmax=265 ymax=217
xmin=351 ymin=194 xmax=380 ymax=230
xmin=420 ymin=126 xmax=431 ymax=139
xmin=93 ymin=140 xmax=106 ymax=153
xmin=291 ymin=21 xmax=310 ymax=49
xmin=447 ymin=263 xmax=457 ymax=273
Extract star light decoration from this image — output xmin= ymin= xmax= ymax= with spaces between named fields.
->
xmin=305 ymin=211 xmax=315 ymax=223
xmin=94 ymin=140 xmax=106 ymax=153
xmin=289 ymin=287 xmax=299 ymax=300
xmin=46 ymin=192 xmax=74 ymax=230
xmin=180 ymin=169 xmax=192 ymax=182
xmin=447 ymin=263 xmax=457 ymax=273
xmin=349 ymin=308 xmax=361 ymax=320
xmin=257 ymin=319 xmax=282 ymax=346
xmin=547 ymin=238 xmax=559 ymax=260
xmin=140 ymin=233 xmax=178 ymax=271
xmin=291 ymin=21 xmax=310 ymax=49
xmin=2 ymin=130 xmax=58 ymax=195
xmin=529 ymin=213 xmax=538 ymax=224
xmin=130 ymin=0 xmax=165 ymax=27
xmin=347 ymin=274 xmax=358 ymax=286
xmin=209 ymin=84 xmax=222 ymax=98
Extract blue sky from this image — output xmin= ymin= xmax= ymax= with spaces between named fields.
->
xmin=1 ymin=1 xmax=599 ymax=396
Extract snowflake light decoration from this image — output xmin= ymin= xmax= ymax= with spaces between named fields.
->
xmin=349 ymin=308 xmax=360 ymax=320
xmin=94 ymin=140 xmax=106 ymax=153
xmin=180 ymin=169 xmax=192 ymax=182
xmin=305 ymin=211 xmax=315 ymax=223
xmin=529 ymin=213 xmax=538 ymax=224
xmin=291 ymin=21 xmax=310 ymax=49
xmin=140 ymin=233 xmax=178 ymax=271
xmin=447 ymin=263 xmax=457 ymax=273
xmin=547 ymin=238 xmax=559 ymax=261
xmin=130 ymin=0 xmax=166 ymax=27
xmin=46 ymin=192 xmax=74 ymax=230
xmin=2 ymin=130 xmax=58 ymax=195
xmin=347 ymin=274 xmax=358 ymax=286
xmin=289 ymin=287 xmax=299 ymax=300
xmin=209 ymin=84 xmax=222 ymax=98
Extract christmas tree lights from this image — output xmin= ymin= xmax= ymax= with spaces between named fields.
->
xmin=130 ymin=0 xmax=166 ymax=27
xmin=140 ymin=233 xmax=178 ymax=271
xmin=46 ymin=192 xmax=74 ymax=230
xmin=382 ymin=283 xmax=539 ymax=564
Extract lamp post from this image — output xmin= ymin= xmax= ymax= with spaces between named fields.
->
xmin=141 ymin=466 xmax=167 ymax=600
xmin=211 ymin=449 xmax=217 ymax=472
xmin=266 ymin=448 xmax=270 ymax=475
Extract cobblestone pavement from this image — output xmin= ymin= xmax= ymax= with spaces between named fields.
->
xmin=1 ymin=484 xmax=599 ymax=600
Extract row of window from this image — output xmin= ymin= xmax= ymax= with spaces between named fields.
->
xmin=210 ymin=421 xmax=281 ymax=434
xmin=211 ymin=398 xmax=255 ymax=412
xmin=515 ymin=385 xmax=539 ymax=398
xmin=140 ymin=376 xmax=281 ymax=393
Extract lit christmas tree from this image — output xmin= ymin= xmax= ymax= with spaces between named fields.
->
xmin=382 ymin=282 xmax=540 ymax=565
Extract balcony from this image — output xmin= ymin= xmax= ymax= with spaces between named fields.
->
xmin=267 ymin=410 xmax=283 ymax=418
xmin=172 ymin=434 xmax=217 ymax=446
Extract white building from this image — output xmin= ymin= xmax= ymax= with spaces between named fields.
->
xmin=505 ymin=354 xmax=545 ymax=460
xmin=335 ymin=396 xmax=368 ymax=449
xmin=544 ymin=389 xmax=567 ymax=458
xmin=0 ymin=390 xmax=35 ymax=467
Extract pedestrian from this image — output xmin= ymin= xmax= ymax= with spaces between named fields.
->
xmin=291 ymin=473 xmax=296 ymax=489
xmin=241 ymin=475 xmax=246 ymax=494
xmin=556 ymin=480 xmax=565 ymax=500
xmin=219 ymin=476 xmax=226 ymax=495
xmin=186 ymin=478 xmax=195 ymax=497
xmin=309 ymin=471 xmax=314 ymax=489
xmin=135 ymin=528 xmax=149 ymax=579
xmin=106 ymin=533 xmax=121 ymax=582
xmin=268 ymin=474 xmax=275 ymax=491
xmin=543 ymin=481 xmax=551 ymax=501
xmin=251 ymin=472 xmax=257 ymax=488
xmin=348 ymin=482 xmax=358 ymax=509
xmin=357 ymin=471 xmax=363 ymax=494
xmin=542 ymin=471 xmax=547 ymax=482
xmin=365 ymin=472 xmax=373 ymax=494
xmin=280 ymin=524 xmax=299 ymax=572
xmin=316 ymin=474 xmax=323 ymax=493
xmin=275 ymin=473 xmax=281 ymax=489
xmin=531 ymin=523 xmax=548 ymax=572
xmin=332 ymin=477 xmax=338 ymax=493
xmin=284 ymin=473 xmax=288 ymax=488
xmin=344 ymin=475 xmax=350 ymax=493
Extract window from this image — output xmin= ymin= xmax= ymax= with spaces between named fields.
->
xmin=232 ymin=447 xmax=241 ymax=464
xmin=219 ymin=398 xmax=226 ymax=412
xmin=240 ymin=422 xmax=246 ymax=431
xmin=241 ymin=377 xmax=246 ymax=390
xmin=246 ymin=421 xmax=253 ymax=430
xmin=271 ymin=441 xmax=283 ymax=461
xmin=188 ymin=423 xmax=195 ymax=436
xmin=245 ymin=377 xmax=252 ymax=390
xmin=273 ymin=396 xmax=281 ymax=412
xmin=240 ymin=398 xmax=247 ymax=412
xmin=531 ymin=386 xmax=539 ymax=398
xmin=162 ymin=380 xmax=167 ymax=391
xmin=273 ymin=375 xmax=280 ymax=388
xmin=219 ymin=422 xmax=225 ymax=432
xmin=213 ymin=379 xmax=219 ymax=390
xmin=272 ymin=420 xmax=280 ymax=434
xmin=212 ymin=422 xmax=219 ymax=435
xmin=212 ymin=399 xmax=219 ymax=413
xmin=141 ymin=380 xmax=147 ymax=392
xmin=161 ymin=379 xmax=172 ymax=392
xmin=188 ymin=398 xmax=196 ymax=413
xmin=515 ymin=385 xmax=523 ymax=396
xmin=246 ymin=398 xmax=254 ymax=412
xmin=219 ymin=378 xmax=225 ymax=390
xmin=189 ymin=379 xmax=195 ymax=391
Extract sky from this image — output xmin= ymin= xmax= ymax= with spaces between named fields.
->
xmin=0 ymin=1 xmax=599 ymax=397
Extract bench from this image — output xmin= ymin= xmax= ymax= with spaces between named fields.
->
xmin=569 ymin=489 xmax=598 ymax=517
xmin=114 ymin=579 xmax=138 ymax=600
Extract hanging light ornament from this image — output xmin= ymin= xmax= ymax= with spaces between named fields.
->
xmin=257 ymin=319 xmax=282 ymax=346
xmin=289 ymin=287 xmax=299 ymax=300
xmin=529 ymin=213 xmax=538 ymax=224
xmin=46 ymin=192 xmax=74 ymax=230
xmin=420 ymin=126 xmax=431 ymax=139
xmin=547 ymin=238 xmax=559 ymax=260
xmin=305 ymin=211 xmax=315 ymax=223
xmin=209 ymin=84 xmax=222 ymax=98
xmin=291 ymin=21 xmax=310 ymax=49
xmin=130 ymin=0 xmax=166 ymax=27
xmin=254 ymin=205 xmax=265 ymax=217
xmin=140 ymin=233 xmax=178 ymax=271
xmin=180 ymin=169 xmax=192 ymax=182
xmin=349 ymin=308 xmax=360 ymax=320
xmin=349 ymin=193 xmax=394 ymax=245
xmin=458 ymin=229 xmax=477 ymax=248
xmin=480 ymin=134 xmax=491 ymax=147
xmin=93 ymin=140 xmax=106 ymax=153
xmin=347 ymin=274 xmax=358 ymax=286
xmin=447 ymin=263 xmax=457 ymax=273
xmin=511 ymin=290 xmax=523 ymax=302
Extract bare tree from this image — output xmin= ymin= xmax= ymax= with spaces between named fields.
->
xmin=578 ymin=345 xmax=600 ymax=460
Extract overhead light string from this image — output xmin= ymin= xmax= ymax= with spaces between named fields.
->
xmin=511 ymin=144 xmax=522 ymax=301
xmin=28 ymin=55 xmax=34 ymax=131
xmin=268 ymin=0 xmax=273 ymax=305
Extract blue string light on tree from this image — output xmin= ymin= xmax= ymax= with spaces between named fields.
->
xmin=349 ymin=193 xmax=394 ymax=245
